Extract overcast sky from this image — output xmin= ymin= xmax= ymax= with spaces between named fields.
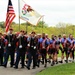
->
xmin=0 ymin=0 xmax=75 ymax=26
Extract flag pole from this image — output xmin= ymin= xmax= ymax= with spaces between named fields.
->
xmin=18 ymin=0 xmax=20 ymax=31
xmin=18 ymin=0 xmax=21 ymax=46
xmin=26 ymin=22 xmax=28 ymax=34
xmin=42 ymin=16 xmax=44 ymax=33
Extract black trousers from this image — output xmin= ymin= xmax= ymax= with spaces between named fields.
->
xmin=3 ymin=47 xmax=15 ymax=67
xmin=15 ymin=50 xmax=25 ymax=68
xmin=41 ymin=49 xmax=47 ymax=64
xmin=27 ymin=48 xmax=37 ymax=68
xmin=3 ymin=51 xmax=15 ymax=66
xmin=0 ymin=52 xmax=4 ymax=65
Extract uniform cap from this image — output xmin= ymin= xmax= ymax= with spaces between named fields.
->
xmin=0 ymin=33 xmax=2 ymax=35
xmin=31 ymin=31 xmax=36 ymax=34
xmin=9 ymin=28 xmax=13 ymax=31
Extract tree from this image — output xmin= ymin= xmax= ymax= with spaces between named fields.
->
xmin=56 ymin=22 xmax=67 ymax=35
xmin=37 ymin=21 xmax=48 ymax=28
xmin=0 ymin=21 xmax=5 ymax=28
xmin=11 ymin=22 xmax=16 ymax=25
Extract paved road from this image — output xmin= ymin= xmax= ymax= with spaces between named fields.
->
xmin=0 ymin=62 xmax=47 ymax=75
xmin=0 ymin=58 xmax=71 ymax=75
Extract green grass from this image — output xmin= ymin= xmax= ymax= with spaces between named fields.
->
xmin=36 ymin=63 xmax=75 ymax=75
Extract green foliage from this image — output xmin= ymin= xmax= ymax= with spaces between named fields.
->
xmin=11 ymin=22 xmax=16 ymax=25
xmin=0 ymin=21 xmax=5 ymax=28
xmin=0 ymin=21 xmax=75 ymax=37
xmin=37 ymin=21 xmax=48 ymax=28
xmin=21 ymin=22 xmax=31 ymax=26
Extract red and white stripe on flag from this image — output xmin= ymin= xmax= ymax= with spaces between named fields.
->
xmin=5 ymin=0 xmax=16 ymax=32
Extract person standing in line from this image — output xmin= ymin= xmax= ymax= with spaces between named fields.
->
xmin=14 ymin=30 xmax=27 ymax=69
xmin=3 ymin=28 xmax=16 ymax=68
xmin=0 ymin=33 xmax=5 ymax=66
xmin=26 ymin=32 xmax=39 ymax=70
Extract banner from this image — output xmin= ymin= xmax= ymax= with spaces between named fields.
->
xmin=20 ymin=0 xmax=43 ymax=25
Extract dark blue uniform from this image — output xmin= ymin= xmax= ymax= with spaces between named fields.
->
xmin=0 ymin=37 xmax=5 ymax=66
xmin=3 ymin=34 xmax=16 ymax=67
xmin=14 ymin=35 xmax=27 ymax=69
xmin=26 ymin=36 xmax=38 ymax=69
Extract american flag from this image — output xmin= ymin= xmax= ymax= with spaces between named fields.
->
xmin=5 ymin=0 xmax=16 ymax=32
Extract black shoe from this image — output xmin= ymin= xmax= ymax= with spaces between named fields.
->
xmin=49 ymin=60 xmax=51 ymax=63
xmin=21 ymin=66 xmax=24 ymax=69
xmin=56 ymin=61 xmax=58 ymax=64
xmin=1 ymin=64 xmax=4 ymax=66
xmin=69 ymin=60 xmax=72 ymax=62
xmin=51 ymin=61 xmax=55 ymax=66
xmin=66 ymin=60 xmax=68 ymax=63
xmin=65 ymin=60 xmax=68 ymax=63
xmin=44 ymin=65 xmax=47 ymax=68
xmin=36 ymin=65 xmax=39 ymax=67
xmin=51 ymin=62 xmax=54 ymax=66
xmin=14 ymin=66 xmax=18 ymax=69
xmin=26 ymin=61 xmax=28 ymax=64
xmin=10 ymin=65 xmax=13 ymax=68
xmin=26 ymin=66 xmax=30 ymax=70
xmin=0 ymin=64 xmax=3 ymax=66
xmin=42 ymin=61 xmax=44 ymax=65
xmin=42 ymin=62 xmax=44 ymax=65
xmin=59 ymin=61 xmax=63 ymax=63
xmin=44 ymin=63 xmax=47 ymax=68
xmin=3 ymin=64 xmax=7 ymax=68
xmin=32 ymin=67 xmax=36 ymax=69
xmin=51 ymin=63 xmax=54 ymax=66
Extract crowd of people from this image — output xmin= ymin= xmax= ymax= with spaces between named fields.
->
xmin=0 ymin=28 xmax=75 ymax=70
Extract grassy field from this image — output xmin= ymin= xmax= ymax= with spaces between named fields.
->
xmin=36 ymin=63 xmax=75 ymax=75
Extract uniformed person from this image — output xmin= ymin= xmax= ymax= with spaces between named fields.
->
xmin=67 ymin=34 xmax=74 ymax=62
xmin=61 ymin=34 xmax=70 ymax=63
xmin=3 ymin=28 xmax=16 ymax=67
xmin=14 ymin=30 xmax=27 ymax=69
xmin=39 ymin=33 xmax=48 ymax=67
xmin=73 ymin=40 xmax=75 ymax=50
xmin=0 ymin=33 xmax=5 ymax=66
xmin=26 ymin=31 xmax=38 ymax=70
xmin=36 ymin=34 xmax=42 ymax=67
